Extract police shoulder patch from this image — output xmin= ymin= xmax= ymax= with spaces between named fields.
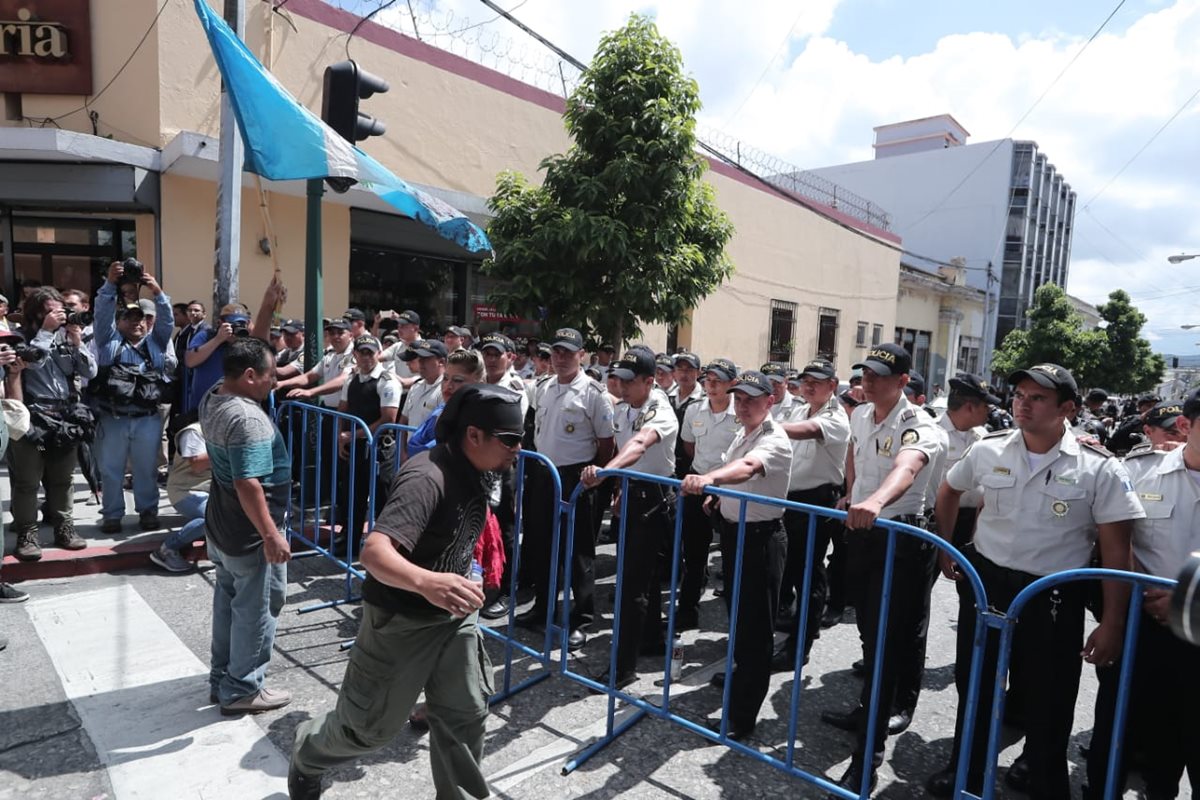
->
xmin=1124 ymin=443 xmax=1157 ymax=459
xmin=898 ymin=409 xmax=917 ymax=423
xmin=984 ymin=429 xmax=1014 ymax=439
xmin=900 ymin=429 xmax=920 ymax=445
xmin=761 ymin=419 xmax=775 ymax=434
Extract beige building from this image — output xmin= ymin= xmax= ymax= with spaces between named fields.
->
xmin=1 ymin=0 xmax=901 ymax=375
xmin=894 ymin=262 xmax=987 ymax=391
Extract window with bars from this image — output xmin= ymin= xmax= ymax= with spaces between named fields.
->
xmin=856 ymin=321 xmax=868 ymax=347
xmin=817 ymin=307 xmax=840 ymax=362
xmin=895 ymin=326 xmax=932 ymax=377
xmin=871 ymin=323 xmax=883 ymax=346
xmin=958 ymin=336 xmax=982 ymax=375
xmin=769 ymin=299 xmax=797 ymax=365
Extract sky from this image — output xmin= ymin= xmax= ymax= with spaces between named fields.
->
xmin=344 ymin=0 xmax=1200 ymax=357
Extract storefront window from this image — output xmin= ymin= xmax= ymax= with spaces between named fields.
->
xmin=5 ymin=215 xmax=136 ymax=313
xmin=348 ymin=246 xmax=465 ymax=332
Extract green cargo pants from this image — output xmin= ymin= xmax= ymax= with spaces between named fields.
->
xmin=292 ymin=601 xmax=493 ymax=799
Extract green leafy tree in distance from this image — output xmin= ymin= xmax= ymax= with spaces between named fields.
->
xmin=482 ymin=14 xmax=734 ymax=345
xmin=1095 ymin=289 xmax=1165 ymax=394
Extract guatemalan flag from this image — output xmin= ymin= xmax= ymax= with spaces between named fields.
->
xmin=193 ymin=0 xmax=491 ymax=254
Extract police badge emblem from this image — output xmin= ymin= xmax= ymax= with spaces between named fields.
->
xmin=1051 ymin=500 xmax=1069 ymax=517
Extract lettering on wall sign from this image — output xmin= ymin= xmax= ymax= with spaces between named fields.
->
xmin=0 ymin=1 xmax=92 ymax=95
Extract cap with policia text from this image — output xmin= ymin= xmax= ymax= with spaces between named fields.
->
xmin=854 ymin=343 xmax=911 ymax=376
xmin=673 ymin=351 xmax=701 ymax=369
xmin=280 ymin=319 xmax=303 ymax=333
xmin=404 ymin=339 xmax=448 ymax=359
xmin=949 ymin=373 xmax=1002 ymax=405
xmin=342 ymin=308 xmax=366 ymax=323
xmin=611 ymin=350 xmax=657 ymax=380
xmin=1008 ymin=363 xmax=1078 ymax=395
xmin=704 ymin=358 xmax=737 ymax=381
xmin=799 ymin=358 xmax=837 ymax=380
xmin=655 ymin=353 xmax=674 ymax=372
xmin=759 ymin=362 xmax=788 ymax=383
xmin=1144 ymin=400 xmax=1184 ymax=429
xmin=395 ymin=310 xmax=420 ymax=326
xmin=728 ymin=370 xmax=773 ymax=397
xmin=353 ymin=335 xmax=381 ymax=352
xmin=479 ymin=332 xmax=515 ymax=352
xmin=551 ymin=327 xmax=584 ymax=352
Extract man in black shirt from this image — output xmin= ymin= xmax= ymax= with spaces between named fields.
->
xmin=289 ymin=383 xmax=525 ymax=800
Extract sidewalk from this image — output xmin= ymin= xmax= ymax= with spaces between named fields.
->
xmin=1 ymin=464 xmax=188 ymax=582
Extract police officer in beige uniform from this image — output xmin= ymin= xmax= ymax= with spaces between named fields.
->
xmin=480 ymin=332 xmax=531 ymax=417
xmin=773 ymin=358 xmax=850 ymax=671
xmin=676 ymin=358 xmax=740 ymax=628
xmin=681 ymin=370 xmax=793 ymax=741
xmin=517 ymin=328 xmax=615 ymax=650
xmin=581 ymin=349 xmax=678 ymax=688
xmin=761 ymin=362 xmax=801 ymax=421
xmin=926 ymin=363 xmax=1145 ymax=800
xmin=399 ymin=339 xmax=447 ymax=433
xmin=1082 ymin=389 xmax=1199 ymax=800
xmin=821 ymin=343 xmax=943 ymax=794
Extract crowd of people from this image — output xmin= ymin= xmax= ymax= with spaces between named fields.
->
xmin=0 ymin=267 xmax=1196 ymax=800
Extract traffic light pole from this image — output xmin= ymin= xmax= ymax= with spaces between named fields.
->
xmin=304 ymin=178 xmax=324 ymax=369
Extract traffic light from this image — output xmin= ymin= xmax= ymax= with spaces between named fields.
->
xmin=321 ymin=59 xmax=389 ymax=192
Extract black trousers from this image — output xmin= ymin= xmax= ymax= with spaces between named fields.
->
xmin=949 ymin=546 xmax=1087 ymax=800
xmin=334 ymin=447 xmax=383 ymax=553
xmin=520 ymin=461 xmax=596 ymax=628
xmin=848 ymin=517 xmax=937 ymax=757
xmin=491 ymin=467 xmax=516 ymax=594
xmin=614 ymin=484 xmax=674 ymax=675
xmin=677 ymin=492 xmax=717 ymax=615
xmin=825 ymin=524 xmax=850 ymax=613
xmin=780 ymin=484 xmax=841 ymax=658
xmin=1085 ymin=611 xmax=1200 ymax=799
xmin=718 ymin=517 xmax=786 ymax=730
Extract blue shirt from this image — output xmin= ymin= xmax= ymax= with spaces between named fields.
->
xmin=406 ymin=403 xmax=444 ymax=457
xmin=185 ymin=326 xmax=227 ymax=413
xmin=93 ymin=282 xmax=174 ymax=371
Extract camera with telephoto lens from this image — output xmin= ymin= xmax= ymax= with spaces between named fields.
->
xmin=230 ymin=319 xmax=250 ymax=337
xmin=1169 ymin=551 xmax=1200 ymax=646
xmin=15 ymin=344 xmax=45 ymax=363
xmin=65 ymin=307 xmax=93 ymax=327
xmin=120 ymin=258 xmax=144 ymax=283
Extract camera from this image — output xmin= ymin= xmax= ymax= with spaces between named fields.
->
xmin=15 ymin=345 xmax=45 ymax=363
xmin=1169 ymin=551 xmax=1200 ymax=646
xmin=121 ymin=258 xmax=144 ymax=283
xmin=230 ymin=319 xmax=250 ymax=337
xmin=67 ymin=310 xmax=93 ymax=327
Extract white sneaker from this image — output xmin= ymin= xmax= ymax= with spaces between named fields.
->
xmin=149 ymin=544 xmax=193 ymax=573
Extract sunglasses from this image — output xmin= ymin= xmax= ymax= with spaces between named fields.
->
xmin=488 ymin=431 xmax=523 ymax=448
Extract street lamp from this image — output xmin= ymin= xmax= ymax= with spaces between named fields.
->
xmin=1167 ymin=253 xmax=1199 ymax=264
xmin=1183 ymin=324 xmax=1200 ymax=330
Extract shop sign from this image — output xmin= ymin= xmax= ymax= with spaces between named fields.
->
xmin=473 ymin=303 xmax=522 ymax=323
xmin=0 ymin=0 xmax=92 ymax=95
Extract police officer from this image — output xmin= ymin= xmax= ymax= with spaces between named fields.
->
xmin=479 ymin=332 xmax=530 ymax=416
xmin=820 ymin=343 xmax=943 ymax=794
xmin=926 ymin=363 xmax=1145 ymax=800
xmin=399 ymin=339 xmax=447 ymax=433
xmin=1081 ymin=387 xmax=1200 ymax=800
xmin=681 ymin=370 xmax=793 ymax=741
xmin=581 ymin=349 xmax=678 ymax=688
xmin=288 ymin=384 xmax=525 ymax=800
xmin=334 ymin=335 xmax=401 ymax=554
xmin=675 ymin=358 xmax=740 ymax=629
xmin=760 ymin=362 xmax=800 ymax=420
xmin=517 ymin=328 xmax=615 ymax=650
xmin=772 ymin=358 xmax=850 ymax=672
xmin=654 ymin=353 xmax=676 ymax=395
xmin=1135 ymin=399 xmax=1188 ymax=451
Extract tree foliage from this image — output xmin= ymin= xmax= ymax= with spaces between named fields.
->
xmin=481 ymin=14 xmax=734 ymax=345
xmin=991 ymin=284 xmax=1164 ymax=393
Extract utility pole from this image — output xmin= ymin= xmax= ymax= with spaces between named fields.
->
xmin=214 ymin=0 xmax=245 ymax=311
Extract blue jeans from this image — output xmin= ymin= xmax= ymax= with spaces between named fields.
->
xmin=207 ymin=538 xmax=287 ymax=704
xmin=164 ymin=492 xmax=208 ymax=551
xmin=95 ymin=412 xmax=163 ymax=520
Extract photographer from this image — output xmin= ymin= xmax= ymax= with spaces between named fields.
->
xmin=183 ymin=302 xmax=251 ymax=414
xmin=92 ymin=260 xmax=174 ymax=534
xmin=5 ymin=289 xmax=97 ymax=560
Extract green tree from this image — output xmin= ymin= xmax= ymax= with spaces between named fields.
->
xmin=482 ymin=14 xmax=734 ymax=345
xmin=991 ymin=283 xmax=1107 ymax=386
xmin=1095 ymin=289 xmax=1165 ymax=393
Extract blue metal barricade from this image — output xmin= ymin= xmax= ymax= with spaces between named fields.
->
xmin=276 ymin=400 xmax=380 ymax=613
xmin=556 ymin=468 xmax=992 ymax=800
xmin=979 ymin=568 xmax=1178 ymax=800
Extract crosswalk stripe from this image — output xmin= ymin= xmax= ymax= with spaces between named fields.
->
xmin=25 ymin=581 xmax=289 ymax=799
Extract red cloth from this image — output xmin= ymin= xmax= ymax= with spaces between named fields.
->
xmin=473 ymin=509 xmax=505 ymax=591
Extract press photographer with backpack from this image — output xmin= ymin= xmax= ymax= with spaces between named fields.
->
xmin=91 ymin=259 xmax=176 ymax=534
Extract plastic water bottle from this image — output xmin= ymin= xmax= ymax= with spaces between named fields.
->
xmin=470 ymin=561 xmax=485 ymax=585
xmin=670 ymin=635 xmax=684 ymax=680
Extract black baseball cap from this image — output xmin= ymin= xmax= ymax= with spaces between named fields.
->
xmin=704 ymin=358 xmax=737 ymax=381
xmin=1138 ymin=393 xmax=1161 ymax=405
xmin=949 ymin=373 xmax=1002 ymax=405
xmin=1008 ymin=363 xmax=1078 ymax=396
xmin=759 ymin=362 xmax=788 ymax=383
xmin=839 ymin=389 xmax=862 ymax=408
xmin=444 ymin=324 xmax=471 ymax=338
xmin=611 ymin=350 xmax=656 ymax=380
xmin=728 ymin=370 xmax=773 ymax=397
xmin=353 ymin=335 xmax=381 ymax=353
xmin=854 ymin=344 xmax=911 ymax=376
xmin=396 ymin=310 xmax=420 ymax=326
xmin=1182 ymin=387 xmax=1200 ymax=420
xmin=673 ymin=351 xmax=701 ymax=369
xmin=535 ymin=342 xmax=552 ymax=358
xmin=799 ymin=358 xmax=837 ymax=380
xmin=325 ymin=318 xmax=350 ymax=331
xmin=1085 ymin=388 xmax=1109 ymax=403
xmin=342 ymin=308 xmax=366 ymax=322
xmin=905 ymin=370 xmax=927 ymax=398
xmin=409 ymin=339 xmax=448 ymax=359
xmin=480 ymin=332 xmax=514 ymax=353
xmin=584 ymin=366 xmax=602 ymax=381
xmin=551 ymin=327 xmax=584 ymax=352
xmin=1145 ymin=400 xmax=1185 ymax=429
xmin=655 ymin=353 xmax=674 ymax=372
xmin=280 ymin=318 xmax=303 ymax=334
